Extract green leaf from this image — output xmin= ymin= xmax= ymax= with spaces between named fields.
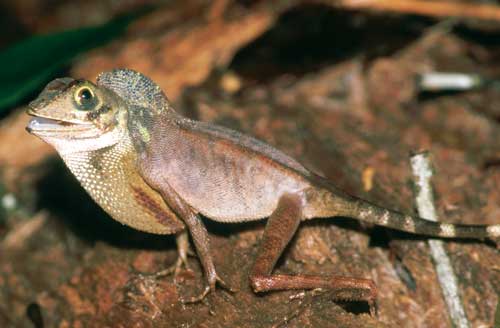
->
xmin=0 ymin=12 xmax=140 ymax=112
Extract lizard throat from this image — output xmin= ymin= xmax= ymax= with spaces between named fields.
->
xmin=59 ymin=138 xmax=183 ymax=234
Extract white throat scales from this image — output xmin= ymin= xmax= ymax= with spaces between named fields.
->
xmin=57 ymin=133 xmax=172 ymax=234
xmin=59 ymin=135 xmax=132 ymax=217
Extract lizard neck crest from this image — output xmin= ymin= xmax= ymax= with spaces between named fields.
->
xmin=97 ymin=69 xmax=181 ymax=154
xmin=97 ymin=69 xmax=173 ymax=115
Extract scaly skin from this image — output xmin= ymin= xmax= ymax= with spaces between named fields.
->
xmin=26 ymin=69 xmax=500 ymax=308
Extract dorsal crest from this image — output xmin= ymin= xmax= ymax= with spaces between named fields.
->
xmin=97 ymin=69 xmax=171 ymax=115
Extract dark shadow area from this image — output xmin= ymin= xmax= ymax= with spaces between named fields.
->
xmin=370 ymin=224 xmax=484 ymax=245
xmin=454 ymin=23 xmax=500 ymax=48
xmin=230 ymin=4 xmax=434 ymax=82
xmin=0 ymin=3 xmax=28 ymax=50
xmin=337 ymin=300 xmax=371 ymax=316
xmin=320 ymin=216 xmax=366 ymax=234
xmin=482 ymin=157 xmax=500 ymax=170
xmin=26 ymin=302 xmax=43 ymax=328
xmin=33 ymin=157 xmax=175 ymax=250
xmin=202 ymin=215 xmax=262 ymax=238
xmin=368 ymin=225 xmax=392 ymax=249
xmin=417 ymin=89 xmax=466 ymax=102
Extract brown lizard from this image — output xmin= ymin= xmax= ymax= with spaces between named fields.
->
xmin=25 ymin=68 xmax=500 ymax=307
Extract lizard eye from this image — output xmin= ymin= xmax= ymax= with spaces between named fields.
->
xmin=74 ymin=86 xmax=97 ymax=111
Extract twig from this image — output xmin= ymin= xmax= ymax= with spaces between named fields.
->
xmin=409 ymin=151 xmax=470 ymax=328
xmin=416 ymin=72 xmax=500 ymax=93
xmin=333 ymin=0 xmax=500 ymax=22
xmin=2 ymin=211 xmax=47 ymax=250
xmin=417 ymin=72 xmax=483 ymax=92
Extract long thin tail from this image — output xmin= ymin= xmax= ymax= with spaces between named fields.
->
xmin=347 ymin=197 xmax=500 ymax=240
xmin=306 ymin=173 xmax=500 ymax=240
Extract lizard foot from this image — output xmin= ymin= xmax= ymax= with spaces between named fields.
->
xmin=271 ymin=288 xmax=377 ymax=327
xmin=180 ymin=274 xmax=236 ymax=304
xmin=152 ymin=255 xmax=193 ymax=280
xmin=128 ymin=252 xmax=195 ymax=292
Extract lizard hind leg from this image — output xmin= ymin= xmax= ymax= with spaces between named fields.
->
xmin=249 ymin=191 xmax=377 ymax=312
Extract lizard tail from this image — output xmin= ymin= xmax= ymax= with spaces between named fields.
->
xmin=346 ymin=197 xmax=500 ymax=240
xmin=304 ymin=174 xmax=499 ymax=240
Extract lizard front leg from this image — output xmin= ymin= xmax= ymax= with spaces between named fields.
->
xmin=154 ymin=231 xmax=191 ymax=278
xmin=152 ymin=178 xmax=232 ymax=302
xmin=249 ymin=192 xmax=377 ymax=310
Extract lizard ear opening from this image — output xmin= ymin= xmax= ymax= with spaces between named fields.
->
xmin=96 ymin=69 xmax=172 ymax=115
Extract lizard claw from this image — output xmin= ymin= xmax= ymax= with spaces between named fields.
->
xmin=215 ymin=274 xmax=237 ymax=294
xmin=153 ymin=255 xmax=193 ymax=280
xmin=127 ymin=251 xmax=194 ymax=295
xmin=180 ymin=285 xmax=211 ymax=304
xmin=180 ymin=274 xmax=236 ymax=304
xmin=142 ymin=231 xmax=194 ymax=281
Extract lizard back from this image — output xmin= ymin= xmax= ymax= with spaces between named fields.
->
xmin=140 ymin=117 xmax=312 ymax=222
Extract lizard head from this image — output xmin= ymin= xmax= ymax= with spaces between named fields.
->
xmin=26 ymin=77 xmax=128 ymax=154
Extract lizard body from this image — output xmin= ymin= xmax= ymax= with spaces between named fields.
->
xmin=26 ymin=69 xmax=500 ymax=306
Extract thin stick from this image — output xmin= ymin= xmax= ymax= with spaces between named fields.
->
xmin=410 ymin=151 xmax=470 ymax=328
xmin=417 ymin=72 xmax=483 ymax=92
xmin=334 ymin=0 xmax=500 ymax=22
xmin=2 ymin=211 xmax=47 ymax=250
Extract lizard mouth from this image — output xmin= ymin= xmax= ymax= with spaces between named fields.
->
xmin=27 ymin=117 xmax=72 ymax=131
xmin=26 ymin=115 xmax=93 ymax=135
